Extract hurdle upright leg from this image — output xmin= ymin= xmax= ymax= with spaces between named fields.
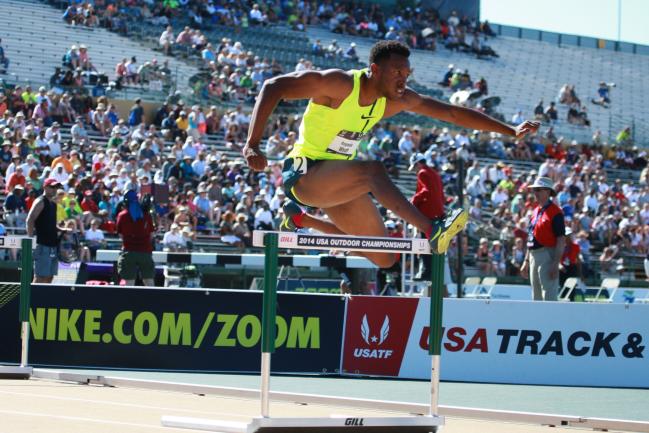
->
xmin=429 ymin=253 xmax=445 ymax=416
xmin=0 ymin=237 xmax=33 ymax=379
xmin=162 ymin=230 xmax=444 ymax=432
xmin=261 ymin=232 xmax=279 ymax=417
xmin=19 ymin=238 xmax=33 ymax=369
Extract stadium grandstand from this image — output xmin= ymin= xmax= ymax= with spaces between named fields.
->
xmin=0 ymin=0 xmax=646 ymax=291
xmin=1 ymin=1 xmax=649 ymax=432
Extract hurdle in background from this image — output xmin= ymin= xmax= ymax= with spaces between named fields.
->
xmin=163 ymin=230 xmax=444 ymax=432
xmin=0 ymin=236 xmax=33 ymax=379
xmin=95 ymin=249 xmax=377 ymax=268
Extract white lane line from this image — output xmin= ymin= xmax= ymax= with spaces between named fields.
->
xmin=0 ymin=389 xmax=251 ymax=419
xmin=0 ymin=408 xmax=181 ymax=430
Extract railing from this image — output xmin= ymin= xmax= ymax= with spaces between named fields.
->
xmin=493 ymin=23 xmax=649 ymax=56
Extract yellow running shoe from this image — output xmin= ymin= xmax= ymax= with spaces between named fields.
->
xmin=429 ymin=208 xmax=468 ymax=254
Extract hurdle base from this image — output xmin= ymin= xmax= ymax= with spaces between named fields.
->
xmin=162 ymin=415 xmax=443 ymax=433
xmin=162 ymin=416 xmax=247 ymax=432
xmin=0 ymin=365 xmax=32 ymax=379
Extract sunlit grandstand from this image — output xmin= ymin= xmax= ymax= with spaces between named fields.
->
xmin=0 ymin=0 xmax=648 ymax=431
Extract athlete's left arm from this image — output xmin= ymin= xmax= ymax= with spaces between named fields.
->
xmin=390 ymin=90 xmax=540 ymax=139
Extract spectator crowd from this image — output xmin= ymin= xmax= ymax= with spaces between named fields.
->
xmin=0 ymin=0 xmax=638 ymax=286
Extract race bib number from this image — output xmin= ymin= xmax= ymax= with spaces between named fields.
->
xmin=326 ymin=130 xmax=365 ymax=157
xmin=293 ymin=156 xmax=308 ymax=175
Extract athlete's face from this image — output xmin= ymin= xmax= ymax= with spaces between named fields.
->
xmin=374 ymin=54 xmax=411 ymax=99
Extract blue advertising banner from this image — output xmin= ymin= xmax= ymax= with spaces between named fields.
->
xmin=0 ymin=283 xmax=21 ymax=364
xmin=2 ymin=284 xmax=345 ymax=374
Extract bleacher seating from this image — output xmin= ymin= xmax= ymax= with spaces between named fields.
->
xmin=305 ymin=26 xmax=649 ymax=146
xmin=0 ymin=0 xmax=198 ymax=98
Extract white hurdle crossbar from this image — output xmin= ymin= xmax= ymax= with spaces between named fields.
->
xmin=252 ymin=230 xmax=432 ymax=254
xmin=162 ymin=230 xmax=444 ymax=433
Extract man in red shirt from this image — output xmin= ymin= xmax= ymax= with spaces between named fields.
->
xmin=5 ymin=165 xmax=26 ymax=193
xmin=116 ymin=190 xmax=155 ymax=286
xmin=520 ymin=177 xmax=566 ymax=301
xmin=409 ymin=153 xmax=463 ymax=294
xmin=410 ymin=153 xmax=445 ymax=220
xmin=80 ymin=190 xmax=99 ymax=213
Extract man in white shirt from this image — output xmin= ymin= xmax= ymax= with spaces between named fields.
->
xmin=254 ymin=198 xmax=274 ymax=230
xmin=249 ymin=4 xmax=265 ymax=25
xmin=583 ymin=190 xmax=600 ymax=213
xmin=35 ymin=130 xmax=50 ymax=158
xmin=234 ymin=106 xmax=250 ymax=127
xmin=50 ymin=163 xmax=69 ymax=184
xmin=192 ymin=152 xmax=207 ymax=177
xmin=70 ymin=118 xmax=89 ymax=145
xmin=20 ymin=154 xmax=38 ymax=175
xmin=454 ymin=129 xmax=471 ymax=147
xmin=538 ymin=159 xmax=552 ymax=177
xmin=295 ymin=59 xmax=307 ymax=72
xmin=159 ymin=26 xmax=174 ymax=55
xmin=491 ymin=186 xmax=509 ymax=206
xmin=447 ymin=10 xmax=460 ymax=28
xmin=269 ymin=189 xmax=286 ymax=212
xmin=598 ymin=177 xmax=609 ymax=195
xmin=163 ymin=223 xmax=187 ymax=251
xmin=436 ymin=127 xmax=452 ymax=145
xmin=47 ymin=136 xmax=62 ymax=158
xmin=45 ymin=122 xmax=61 ymax=142
xmin=640 ymin=203 xmax=649 ymax=225
xmin=84 ymin=220 xmax=105 ymax=245
xmin=182 ymin=137 xmax=198 ymax=159
xmin=398 ymin=130 xmax=414 ymax=157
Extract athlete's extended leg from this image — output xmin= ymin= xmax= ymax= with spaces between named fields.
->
xmin=322 ymin=194 xmax=397 ymax=268
xmin=280 ymin=200 xmax=344 ymax=234
xmin=281 ymin=197 xmax=395 ymax=268
xmin=293 ymin=160 xmax=433 ymax=234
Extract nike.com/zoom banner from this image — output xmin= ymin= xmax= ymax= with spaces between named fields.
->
xmin=5 ymin=284 xmax=344 ymax=373
xmin=341 ymin=298 xmax=649 ymax=388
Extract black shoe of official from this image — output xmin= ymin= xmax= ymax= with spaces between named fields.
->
xmin=428 ymin=208 xmax=468 ymax=254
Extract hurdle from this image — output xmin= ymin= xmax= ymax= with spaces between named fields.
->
xmin=95 ymin=249 xmax=378 ymax=268
xmin=0 ymin=236 xmax=33 ymax=379
xmin=162 ymin=230 xmax=445 ymax=432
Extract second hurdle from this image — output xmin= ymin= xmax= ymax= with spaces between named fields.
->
xmin=163 ymin=230 xmax=445 ymax=433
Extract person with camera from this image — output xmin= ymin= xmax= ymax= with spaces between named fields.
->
xmin=116 ymin=189 xmax=155 ymax=286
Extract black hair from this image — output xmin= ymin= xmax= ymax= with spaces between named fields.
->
xmin=369 ymin=41 xmax=410 ymax=65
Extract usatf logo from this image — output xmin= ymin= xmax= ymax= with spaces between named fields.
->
xmin=361 ymin=314 xmax=390 ymax=345
xmin=354 ymin=314 xmax=393 ymax=359
xmin=342 ymin=297 xmax=418 ymax=376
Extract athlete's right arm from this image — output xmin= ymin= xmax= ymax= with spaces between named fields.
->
xmin=25 ymin=197 xmax=44 ymax=238
xmin=243 ymin=70 xmax=351 ymax=171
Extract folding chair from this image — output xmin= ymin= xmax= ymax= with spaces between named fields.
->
xmin=590 ymin=278 xmax=620 ymax=303
xmin=559 ymin=277 xmax=579 ymax=301
xmin=465 ymin=277 xmax=497 ymax=299
xmin=461 ymin=276 xmax=482 ymax=298
xmin=476 ymin=277 xmax=498 ymax=299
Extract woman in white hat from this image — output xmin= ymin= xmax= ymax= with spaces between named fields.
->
xmin=520 ymin=177 xmax=566 ymax=301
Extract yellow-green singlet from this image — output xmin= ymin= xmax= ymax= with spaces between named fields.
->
xmin=288 ymin=69 xmax=386 ymax=161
